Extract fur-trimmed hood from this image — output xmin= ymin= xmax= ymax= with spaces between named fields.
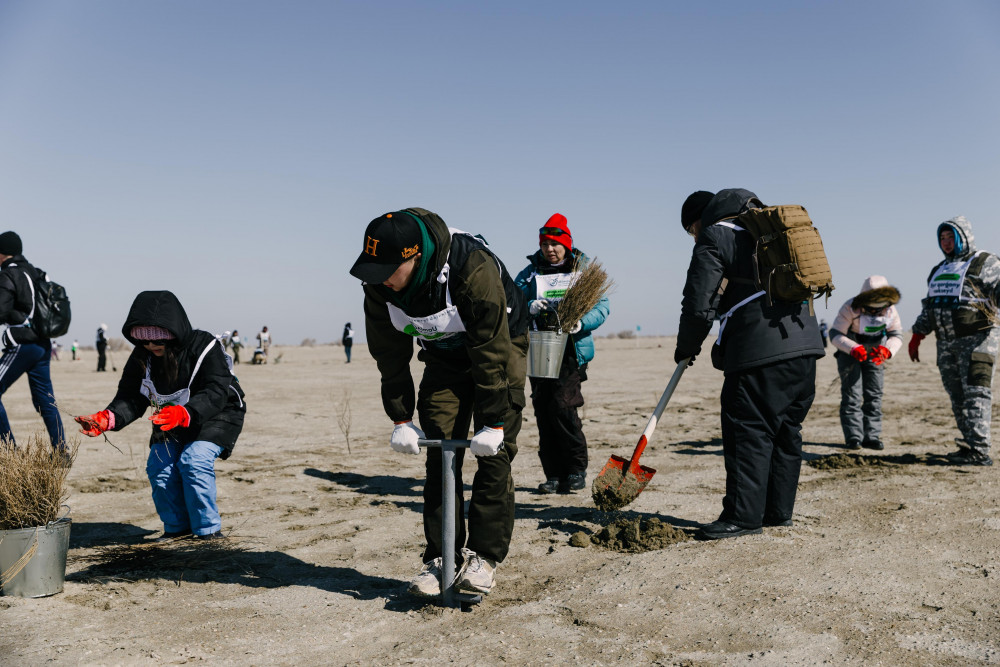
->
xmin=851 ymin=275 xmax=900 ymax=309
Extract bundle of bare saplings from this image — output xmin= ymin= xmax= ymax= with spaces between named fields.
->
xmin=556 ymin=257 xmax=614 ymax=332
xmin=0 ymin=435 xmax=76 ymax=530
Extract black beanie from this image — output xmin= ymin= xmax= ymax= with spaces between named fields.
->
xmin=681 ymin=191 xmax=715 ymax=229
xmin=0 ymin=231 xmax=22 ymax=257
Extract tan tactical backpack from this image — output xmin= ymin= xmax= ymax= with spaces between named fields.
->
xmin=737 ymin=199 xmax=835 ymax=312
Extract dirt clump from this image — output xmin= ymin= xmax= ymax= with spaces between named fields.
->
xmin=591 ymin=467 xmax=646 ymax=511
xmin=808 ymin=453 xmax=894 ymax=470
xmin=589 ymin=516 xmax=690 ymax=552
xmin=569 ymin=531 xmax=591 ymax=548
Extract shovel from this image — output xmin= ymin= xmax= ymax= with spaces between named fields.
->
xmin=591 ymin=359 xmax=688 ymax=511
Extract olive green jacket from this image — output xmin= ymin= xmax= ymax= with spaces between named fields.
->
xmin=362 ymin=208 xmax=527 ymax=428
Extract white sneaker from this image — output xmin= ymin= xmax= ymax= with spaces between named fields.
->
xmin=457 ymin=548 xmax=496 ymax=595
xmin=407 ymin=558 xmax=443 ymax=598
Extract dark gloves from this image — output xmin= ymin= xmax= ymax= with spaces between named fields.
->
xmin=675 ymin=315 xmax=711 ymax=367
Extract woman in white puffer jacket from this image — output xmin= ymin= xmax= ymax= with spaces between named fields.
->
xmin=829 ymin=275 xmax=903 ymax=451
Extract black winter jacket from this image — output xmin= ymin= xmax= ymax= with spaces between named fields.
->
xmin=677 ymin=189 xmax=825 ymax=374
xmin=0 ymin=255 xmax=49 ymax=346
xmin=106 ymin=291 xmax=246 ymax=457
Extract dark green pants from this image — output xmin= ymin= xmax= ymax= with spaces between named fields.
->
xmin=418 ymin=334 xmax=527 ymax=564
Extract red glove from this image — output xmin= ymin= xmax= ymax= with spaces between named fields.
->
xmin=850 ymin=346 xmax=868 ymax=362
xmin=871 ymin=345 xmax=892 ymax=366
xmin=149 ymin=405 xmax=191 ymax=431
xmin=75 ymin=410 xmax=112 ymax=437
xmin=908 ymin=333 xmax=925 ymax=362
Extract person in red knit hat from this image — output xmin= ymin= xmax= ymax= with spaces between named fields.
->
xmin=515 ymin=213 xmax=610 ymax=494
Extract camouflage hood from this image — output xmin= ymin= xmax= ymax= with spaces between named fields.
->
xmin=938 ymin=216 xmax=977 ymax=259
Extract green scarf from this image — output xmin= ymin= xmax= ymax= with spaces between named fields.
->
xmin=385 ymin=211 xmax=436 ymax=311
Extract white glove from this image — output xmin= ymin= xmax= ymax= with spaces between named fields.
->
xmin=569 ymin=321 xmax=582 ymax=334
xmin=470 ymin=426 xmax=504 ymax=457
xmin=390 ymin=420 xmax=424 ymax=455
xmin=528 ymin=299 xmax=550 ymax=316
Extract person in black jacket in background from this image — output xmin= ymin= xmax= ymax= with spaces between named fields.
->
xmin=96 ymin=323 xmax=109 ymax=372
xmin=0 ymin=231 xmax=65 ymax=450
xmin=74 ymin=291 xmax=246 ymax=540
xmin=674 ymin=189 xmax=824 ymax=540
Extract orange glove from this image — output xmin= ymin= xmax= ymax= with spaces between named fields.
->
xmin=149 ymin=405 xmax=191 ymax=431
xmin=75 ymin=410 xmax=112 ymax=437
xmin=850 ymin=346 xmax=868 ymax=362
xmin=871 ymin=345 xmax=892 ymax=366
xmin=908 ymin=333 xmax=925 ymax=362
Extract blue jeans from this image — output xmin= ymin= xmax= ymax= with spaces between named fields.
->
xmin=0 ymin=342 xmax=65 ymax=449
xmin=146 ymin=440 xmax=224 ymax=536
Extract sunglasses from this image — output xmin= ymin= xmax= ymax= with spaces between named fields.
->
xmin=539 ymin=227 xmax=569 ymax=236
xmin=142 ymin=339 xmax=172 ymax=347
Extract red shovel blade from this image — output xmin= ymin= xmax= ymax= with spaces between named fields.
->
xmin=591 ymin=437 xmax=657 ymax=511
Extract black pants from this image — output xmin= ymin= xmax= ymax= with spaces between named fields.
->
xmin=530 ymin=365 xmax=587 ymax=480
xmin=719 ymin=356 xmax=816 ymax=528
xmin=96 ymin=342 xmax=107 ymax=372
xmin=418 ymin=334 xmax=527 ymax=564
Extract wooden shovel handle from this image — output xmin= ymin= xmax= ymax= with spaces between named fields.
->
xmin=627 ymin=360 xmax=688 ymax=473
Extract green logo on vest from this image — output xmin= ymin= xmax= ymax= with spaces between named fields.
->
xmin=933 ymin=273 xmax=961 ymax=281
xmin=543 ymin=289 xmax=568 ymax=299
xmin=403 ymin=324 xmax=447 ymax=340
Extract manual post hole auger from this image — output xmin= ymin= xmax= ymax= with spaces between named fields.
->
xmin=417 ymin=438 xmax=482 ymax=610
xmin=591 ymin=359 xmax=688 ymax=511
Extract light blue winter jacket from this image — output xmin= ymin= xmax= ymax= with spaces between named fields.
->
xmin=513 ymin=249 xmax=610 ymax=367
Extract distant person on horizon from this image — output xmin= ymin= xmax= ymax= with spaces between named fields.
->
xmin=72 ymin=339 xmax=78 ymax=361
xmin=829 ymin=275 xmax=903 ymax=451
xmin=96 ymin=323 xmax=108 ymax=372
xmin=0 ymin=231 xmax=66 ymax=451
xmin=51 ymin=340 xmax=60 ymax=361
xmin=673 ymin=189 xmax=824 ymax=540
xmin=909 ymin=216 xmax=1000 ymax=466
xmin=819 ymin=320 xmax=829 ymax=348
xmin=514 ymin=213 xmax=609 ymax=495
xmin=341 ymin=322 xmax=353 ymax=363
xmin=350 ymin=207 xmax=527 ymax=599
xmin=74 ymin=291 xmax=247 ymax=540
xmin=257 ymin=326 xmax=270 ymax=359
xmin=230 ymin=330 xmax=242 ymax=365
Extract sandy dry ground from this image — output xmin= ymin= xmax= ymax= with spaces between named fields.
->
xmin=1 ymin=337 xmax=999 ymax=666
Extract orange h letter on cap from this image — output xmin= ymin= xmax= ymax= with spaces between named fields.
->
xmin=365 ymin=236 xmax=379 ymax=256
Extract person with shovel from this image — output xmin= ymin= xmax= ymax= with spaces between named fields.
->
xmin=674 ymin=189 xmax=824 ymax=540
xmin=829 ymin=275 xmax=903 ymax=451
xmin=350 ymin=208 xmax=528 ymax=598
xmin=73 ymin=291 xmax=246 ymax=540
xmin=909 ymin=217 xmax=1000 ymax=466
xmin=514 ymin=213 xmax=609 ymax=494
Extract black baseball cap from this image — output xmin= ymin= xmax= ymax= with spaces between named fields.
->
xmin=349 ymin=212 xmax=422 ymax=283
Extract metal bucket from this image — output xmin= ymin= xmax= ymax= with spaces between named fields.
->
xmin=0 ymin=518 xmax=72 ymax=598
xmin=527 ymin=330 xmax=568 ymax=379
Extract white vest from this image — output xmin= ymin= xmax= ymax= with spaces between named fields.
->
xmin=926 ymin=251 xmax=985 ymax=307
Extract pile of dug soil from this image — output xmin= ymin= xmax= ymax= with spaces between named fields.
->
xmin=578 ymin=516 xmax=690 ymax=553
xmin=591 ymin=468 xmax=646 ymax=511
xmin=808 ymin=453 xmax=894 ymax=470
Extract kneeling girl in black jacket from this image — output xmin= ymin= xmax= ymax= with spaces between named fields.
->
xmin=75 ymin=291 xmax=246 ymax=539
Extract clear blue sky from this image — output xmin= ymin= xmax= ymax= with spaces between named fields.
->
xmin=1 ymin=1 xmax=998 ymax=345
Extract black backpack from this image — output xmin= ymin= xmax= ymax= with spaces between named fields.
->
xmin=27 ymin=267 xmax=72 ymax=338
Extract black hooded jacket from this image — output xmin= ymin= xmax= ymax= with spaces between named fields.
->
xmin=677 ymin=188 xmax=825 ymax=373
xmin=106 ymin=291 xmax=246 ymax=456
xmin=0 ymin=255 xmax=49 ymax=346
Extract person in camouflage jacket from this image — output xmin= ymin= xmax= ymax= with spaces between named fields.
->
xmin=910 ymin=216 xmax=1000 ymax=466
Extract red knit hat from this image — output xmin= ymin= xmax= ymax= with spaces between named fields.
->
xmin=539 ymin=213 xmax=572 ymax=251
